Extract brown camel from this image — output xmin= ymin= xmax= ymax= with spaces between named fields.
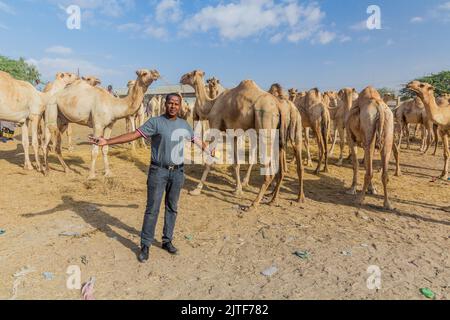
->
xmin=345 ymin=86 xmax=397 ymax=210
xmin=289 ymin=89 xmax=313 ymax=167
xmin=327 ymin=88 xmax=358 ymax=165
xmin=181 ymin=70 xmax=302 ymax=208
xmin=394 ymin=97 xmax=435 ymax=153
xmin=43 ymin=69 xmax=160 ymax=179
xmin=206 ymin=77 xmax=222 ymax=99
xmin=297 ymin=88 xmax=331 ymax=174
xmin=407 ymin=81 xmax=450 ymax=179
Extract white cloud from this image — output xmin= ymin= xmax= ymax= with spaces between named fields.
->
xmin=410 ymin=16 xmax=424 ymax=23
xmin=45 ymin=46 xmax=73 ymax=55
xmin=0 ymin=1 xmax=14 ymax=14
xmin=339 ymin=35 xmax=352 ymax=43
xmin=182 ymin=0 xmax=331 ymax=44
xmin=438 ymin=1 xmax=450 ymax=10
xmin=26 ymin=57 xmax=120 ymax=80
xmin=156 ymin=0 xmax=182 ymax=23
xmin=117 ymin=23 xmax=141 ymax=32
xmin=48 ymin=0 xmax=135 ymax=18
xmin=144 ymin=26 xmax=168 ymax=39
xmin=350 ymin=20 xmax=368 ymax=31
xmin=315 ymin=30 xmax=336 ymax=44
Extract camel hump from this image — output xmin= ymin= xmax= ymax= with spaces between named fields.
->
xmin=238 ymin=80 xmax=258 ymax=89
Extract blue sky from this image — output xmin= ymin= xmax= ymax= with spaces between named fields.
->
xmin=0 ymin=0 xmax=449 ymax=92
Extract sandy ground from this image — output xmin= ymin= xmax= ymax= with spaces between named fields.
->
xmin=0 ymin=121 xmax=449 ymax=300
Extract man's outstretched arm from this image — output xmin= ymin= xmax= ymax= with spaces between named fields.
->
xmin=89 ymin=131 xmax=143 ymax=147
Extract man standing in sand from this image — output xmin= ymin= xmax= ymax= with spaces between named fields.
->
xmin=89 ymin=93 xmax=213 ymax=263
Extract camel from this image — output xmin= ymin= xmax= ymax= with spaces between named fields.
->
xmin=123 ymin=80 xmax=147 ymax=151
xmin=393 ymin=97 xmax=434 ymax=154
xmin=289 ymin=89 xmax=314 ymax=167
xmin=407 ymin=81 xmax=450 ymax=179
xmin=345 ymin=86 xmax=397 ymax=210
xmin=293 ymin=88 xmax=331 ymax=174
xmin=181 ymin=70 xmax=303 ymax=208
xmin=268 ymin=84 xmax=305 ymax=202
xmin=206 ymin=77 xmax=222 ymax=99
xmin=0 ymin=71 xmax=78 ymax=171
xmin=326 ymin=88 xmax=358 ymax=165
xmin=43 ymin=69 xmax=160 ymax=179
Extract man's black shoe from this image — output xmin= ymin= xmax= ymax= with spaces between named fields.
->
xmin=138 ymin=245 xmax=150 ymax=263
xmin=162 ymin=242 xmax=178 ymax=255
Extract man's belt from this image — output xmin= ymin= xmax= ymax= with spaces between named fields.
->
xmin=151 ymin=161 xmax=184 ymax=171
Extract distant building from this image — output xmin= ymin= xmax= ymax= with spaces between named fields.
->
xmin=116 ymin=84 xmax=196 ymax=99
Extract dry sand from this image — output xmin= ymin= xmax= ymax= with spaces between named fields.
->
xmin=0 ymin=121 xmax=449 ymax=300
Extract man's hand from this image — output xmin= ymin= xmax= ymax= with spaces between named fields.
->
xmin=88 ymin=134 xmax=108 ymax=147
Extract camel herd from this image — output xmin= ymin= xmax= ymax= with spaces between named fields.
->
xmin=0 ymin=68 xmax=449 ymax=211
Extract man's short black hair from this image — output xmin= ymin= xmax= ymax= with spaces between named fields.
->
xmin=166 ymin=93 xmax=182 ymax=103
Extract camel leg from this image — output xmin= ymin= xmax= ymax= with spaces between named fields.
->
xmin=250 ymin=166 xmax=276 ymax=209
xmin=21 ymin=120 xmax=33 ymax=171
xmin=289 ymin=141 xmax=305 ymax=203
xmin=358 ymin=141 xmax=375 ymax=206
xmin=233 ymin=138 xmax=243 ymax=196
xmin=55 ymin=122 xmax=72 ymax=173
xmin=347 ymin=140 xmax=359 ymax=195
xmin=137 ymin=112 xmax=147 ymax=149
xmin=88 ymin=126 xmax=104 ymax=180
xmin=406 ymin=125 xmax=411 ymax=150
xmin=432 ymin=125 xmax=439 ymax=156
xmin=242 ymin=164 xmax=253 ymax=188
xmin=190 ymin=164 xmax=212 ymax=196
xmin=102 ymin=125 xmax=114 ymax=177
xmin=304 ymin=127 xmax=312 ymax=167
xmin=393 ymin=142 xmax=401 ymax=177
xmin=67 ymin=124 xmax=74 ymax=152
xmin=313 ymin=124 xmax=324 ymax=175
xmin=336 ymin=126 xmax=345 ymax=166
xmin=29 ymin=114 xmax=43 ymax=172
xmin=440 ymin=132 xmax=449 ymax=180
xmin=329 ymin=128 xmax=338 ymax=156
xmin=381 ymin=144 xmax=394 ymax=210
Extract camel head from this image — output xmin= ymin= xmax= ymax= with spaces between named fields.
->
xmin=56 ymin=72 xmax=79 ymax=86
xmin=180 ymin=70 xmax=205 ymax=87
xmin=207 ymin=77 xmax=220 ymax=88
xmin=127 ymin=80 xmax=136 ymax=89
xmin=82 ymin=76 xmax=101 ymax=87
xmin=306 ymin=87 xmax=322 ymax=104
xmin=268 ymin=83 xmax=284 ymax=98
xmin=323 ymin=91 xmax=339 ymax=108
xmin=338 ymin=88 xmax=357 ymax=105
xmin=135 ymin=69 xmax=160 ymax=87
xmin=288 ymin=88 xmax=298 ymax=101
xmin=406 ymin=81 xmax=434 ymax=99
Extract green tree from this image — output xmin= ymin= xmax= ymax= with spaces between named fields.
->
xmin=0 ymin=55 xmax=41 ymax=84
xmin=400 ymin=70 xmax=450 ymax=99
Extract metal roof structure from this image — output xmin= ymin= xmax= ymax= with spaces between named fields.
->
xmin=116 ymin=84 xmax=196 ymax=97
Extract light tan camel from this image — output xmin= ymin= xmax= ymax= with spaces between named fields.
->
xmin=346 ymin=87 xmax=397 ymax=210
xmin=289 ymin=89 xmax=313 ymax=167
xmin=181 ymin=70 xmax=301 ymax=208
xmin=206 ymin=77 xmax=222 ymax=99
xmin=394 ymin=97 xmax=435 ymax=155
xmin=297 ymin=88 xmax=331 ymax=174
xmin=43 ymin=69 xmax=160 ymax=179
xmin=327 ymin=88 xmax=358 ymax=165
xmin=407 ymin=81 xmax=450 ymax=179
xmin=0 ymin=71 xmax=78 ymax=171
xmin=123 ymin=80 xmax=147 ymax=151
xmin=268 ymin=84 xmax=305 ymax=203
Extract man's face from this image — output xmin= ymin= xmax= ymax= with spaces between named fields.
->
xmin=166 ymin=96 xmax=181 ymax=118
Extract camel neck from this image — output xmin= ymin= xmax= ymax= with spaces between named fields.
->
xmin=114 ymin=81 xmax=149 ymax=120
xmin=194 ymin=77 xmax=214 ymax=117
xmin=421 ymin=92 xmax=448 ymax=127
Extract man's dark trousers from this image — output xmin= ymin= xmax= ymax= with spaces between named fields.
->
xmin=141 ymin=164 xmax=185 ymax=247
